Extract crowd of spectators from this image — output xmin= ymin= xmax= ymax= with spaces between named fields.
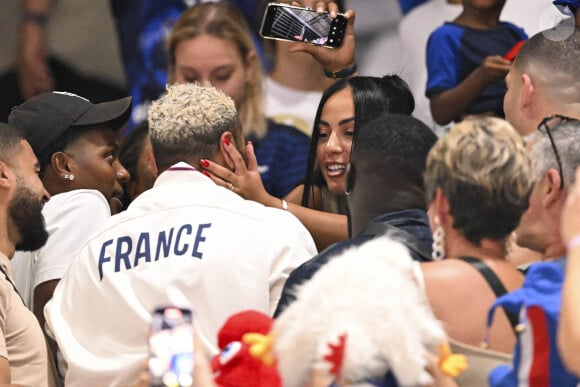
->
xmin=0 ymin=0 xmax=579 ymax=386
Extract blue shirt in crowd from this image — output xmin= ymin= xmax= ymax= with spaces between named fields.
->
xmin=426 ymin=22 xmax=527 ymax=121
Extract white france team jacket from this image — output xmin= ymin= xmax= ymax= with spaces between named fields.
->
xmin=45 ymin=162 xmax=317 ymax=387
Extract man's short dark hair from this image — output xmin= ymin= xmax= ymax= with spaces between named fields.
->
xmin=353 ymin=113 xmax=437 ymax=186
xmin=0 ymin=123 xmax=24 ymax=166
xmin=515 ymin=28 xmax=580 ymax=81
xmin=351 ymin=113 xmax=437 ymax=210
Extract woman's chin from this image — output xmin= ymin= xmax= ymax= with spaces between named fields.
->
xmin=326 ymin=183 xmax=346 ymax=196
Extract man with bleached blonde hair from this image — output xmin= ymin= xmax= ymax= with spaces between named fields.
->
xmin=44 ymin=83 xmax=316 ymax=386
xmin=148 ymin=82 xmax=247 ymax=173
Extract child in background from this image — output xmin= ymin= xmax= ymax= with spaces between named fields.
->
xmin=425 ymin=0 xmax=527 ymax=126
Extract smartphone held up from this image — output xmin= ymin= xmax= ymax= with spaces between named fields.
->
xmin=149 ymin=307 xmax=195 ymax=387
xmin=260 ymin=2 xmax=347 ymax=48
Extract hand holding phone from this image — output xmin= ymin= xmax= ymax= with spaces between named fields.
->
xmin=149 ymin=307 xmax=194 ymax=387
xmin=260 ymin=2 xmax=347 ymax=48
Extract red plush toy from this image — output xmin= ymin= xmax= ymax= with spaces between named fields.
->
xmin=210 ymin=310 xmax=281 ymax=387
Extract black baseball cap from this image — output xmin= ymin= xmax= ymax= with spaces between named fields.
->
xmin=8 ymin=91 xmax=132 ymax=161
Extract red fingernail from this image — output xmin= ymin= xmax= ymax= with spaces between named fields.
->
xmin=202 ymin=171 xmax=211 ymax=178
xmin=200 ymin=159 xmax=209 ymax=168
xmin=223 ymin=138 xmax=231 ymax=146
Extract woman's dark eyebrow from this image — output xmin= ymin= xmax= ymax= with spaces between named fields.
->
xmin=339 ymin=117 xmax=355 ymax=125
xmin=319 ymin=117 xmax=355 ymax=127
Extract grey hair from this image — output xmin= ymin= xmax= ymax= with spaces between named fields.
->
xmin=529 ymin=119 xmax=580 ymax=186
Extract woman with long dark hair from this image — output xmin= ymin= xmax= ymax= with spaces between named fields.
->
xmin=298 ymin=75 xmax=415 ymax=213
xmin=202 ymin=75 xmax=415 ymax=249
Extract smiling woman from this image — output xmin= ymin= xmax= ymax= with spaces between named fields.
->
xmin=200 ymin=75 xmax=416 ymax=250
xmin=316 ymin=87 xmax=354 ymax=196
xmin=300 ymin=75 xmax=416 ymax=215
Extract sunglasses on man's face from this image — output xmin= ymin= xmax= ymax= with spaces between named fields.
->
xmin=536 ymin=114 xmax=579 ymax=189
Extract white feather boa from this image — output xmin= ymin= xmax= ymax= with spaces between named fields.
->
xmin=274 ymin=236 xmax=446 ymax=387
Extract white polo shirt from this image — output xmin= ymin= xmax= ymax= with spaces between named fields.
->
xmin=45 ymin=162 xmax=317 ymax=387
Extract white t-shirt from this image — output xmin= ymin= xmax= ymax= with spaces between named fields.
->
xmin=0 ymin=253 xmax=56 ymax=387
xmin=45 ymin=163 xmax=317 ymax=387
xmin=264 ymin=76 xmax=322 ymax=136
xmin=10 ymin=190 xmax=111 ymax=309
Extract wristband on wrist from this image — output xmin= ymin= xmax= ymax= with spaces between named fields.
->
xmin=566 ymin=235 xmax=580 ymax=252
xmin=323 ymin=62 xmax=357 ymax=79
xmin=281 ymin=199 xmax=288 ymax=210
xmin=22 ymin=10 xmax=48 ymax=25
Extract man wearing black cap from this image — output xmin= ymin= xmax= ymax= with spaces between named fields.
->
xmin=8 ymin=91 xmax=132 ymax=339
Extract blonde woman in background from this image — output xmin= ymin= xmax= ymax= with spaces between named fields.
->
xmin=167 ymin=1 xmax=310 ymax=198
xmin=420 ymin=117 xmax=535 ymax=385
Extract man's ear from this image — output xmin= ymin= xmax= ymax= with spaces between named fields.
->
xmin=0 ymin=161 xmax=13 ymax=190
xmin=542 ymin=168 xmax=564 ymax=208
xmin=520 ymin=73 xmax=535 ymax=111
xmin=218 ymin=132 xmax=236 ymax=171
xmin=145 ymin=144 xmax=158 ymax=178
xmin=50 ymin=152 xmax=73 ymax=177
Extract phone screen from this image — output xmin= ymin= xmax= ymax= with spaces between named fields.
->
xmin=149 ymin=307 xmax=194 ymax=387
xmin=260 ymin=3 xmax=347 ymax=48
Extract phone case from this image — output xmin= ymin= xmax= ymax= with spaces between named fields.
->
xmin=259 ymin=2 xmax=347 ymax=48
xmin=149 ymin=307 xmax=194 ymax=387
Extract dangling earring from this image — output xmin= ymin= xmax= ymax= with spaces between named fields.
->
xmin=432 ymin=216 xmax=445 ymax=261
xmin=344 ymin=163 xmax=354 ymax=196
xmin=505 ymin=231 xmax=517 ymax=261
xmin=64 ymin=174 xmax=75 ymax=181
